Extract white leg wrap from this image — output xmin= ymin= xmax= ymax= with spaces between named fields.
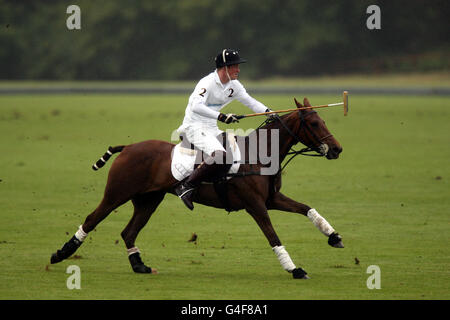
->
xmin=307 ymin=208 xmax=335 ymax=236
xmin=127 ymin=247 xmax=140 ymax=256
xmin=272 ymin=245 xmax=296 ymax=272
xmin=74 ymin=225 xmax=88 ymax=242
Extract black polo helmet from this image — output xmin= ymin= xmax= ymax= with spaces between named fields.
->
xmin=215 ymin=49 xmax=247 ymax=68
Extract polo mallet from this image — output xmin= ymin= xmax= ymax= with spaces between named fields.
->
xmin=237 ymin=91 xmax=349 ymax=119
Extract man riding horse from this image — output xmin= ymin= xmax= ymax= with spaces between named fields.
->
xmin=50 ymin=49 xmax=345 ymax=279
xmin=175 ymin=49 xmax=274 ymax=210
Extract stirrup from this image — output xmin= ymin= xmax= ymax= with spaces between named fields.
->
xmin=177 ymin=185 xmax=193 ymax=197
xmin=175 ymin=183 xmax=195 ymax=210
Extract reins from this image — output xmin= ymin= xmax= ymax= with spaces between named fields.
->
xmin=226 ymin=109 xmax=331 ymax=178
xmin=271 ymin=110 xmax=331 ymax=173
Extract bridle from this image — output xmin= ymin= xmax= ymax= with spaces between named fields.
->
xmin=263 ymin=109 xmax=334 ymax=172
xmin=228 ymin=109 xmax=335 ymax=178
xmin=297 ymin=110 xmax=333 ymax=153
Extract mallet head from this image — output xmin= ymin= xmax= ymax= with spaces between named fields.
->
xmin=343 ymin=91 xmax=349 ymax=116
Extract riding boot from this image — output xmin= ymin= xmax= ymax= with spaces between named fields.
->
xmin=175 ymin=159 xmax=231 ymax=210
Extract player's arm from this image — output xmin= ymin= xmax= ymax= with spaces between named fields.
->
xmin=234 ymin=82 xmax=273 ymax=115
xmin=190 ymin=85 xmax=221 ymax=119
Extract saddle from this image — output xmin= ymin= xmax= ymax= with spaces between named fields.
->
xmin=171 ymin=133 xmax=242 ymax=212
xmin=171 ymin=132 xmax=241 ymax=182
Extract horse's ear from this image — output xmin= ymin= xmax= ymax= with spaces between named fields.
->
xmin=303 ymin=97 xmax=312 ymax=107
xmin=294 ymin=98 xmax=303 ymax=108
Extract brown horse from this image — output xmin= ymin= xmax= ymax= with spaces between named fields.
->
xmin=50 ymin=97 xmax=344 ymax=279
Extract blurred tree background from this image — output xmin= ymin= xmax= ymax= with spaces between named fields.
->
xmin=0 ymin=0 xmax=448 ymax=80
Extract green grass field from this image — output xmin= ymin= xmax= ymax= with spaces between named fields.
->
xmin=0 ymin=92 xmax=449 ymax=300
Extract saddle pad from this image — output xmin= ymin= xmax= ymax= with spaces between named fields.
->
xmin=170 ymin=133 xmax=241 ymax=181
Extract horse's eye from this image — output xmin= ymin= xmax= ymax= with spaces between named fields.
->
xmin=311 ymin=121 xmax=319 ymax=127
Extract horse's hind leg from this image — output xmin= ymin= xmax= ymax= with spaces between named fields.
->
xmin=245 ymin=200 xmax=309 ymax=279
xmin=50 ymin=192 xmax=130 ymax=264
xmin=266 ymin=191 xmax=344 ymax=248
xmin=121 ymin=191 xmax=165 ymax=274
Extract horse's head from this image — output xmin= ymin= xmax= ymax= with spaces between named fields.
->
xmin=293 ymin=97 xmax=343 ymax=159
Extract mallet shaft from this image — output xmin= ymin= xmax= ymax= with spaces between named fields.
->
xmin=242 ymin=103 xmax=342 ymax=118
xmin=237 ymin=91 xmax=349 ymax=119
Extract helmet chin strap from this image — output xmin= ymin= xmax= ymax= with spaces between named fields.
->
xmin=222 ymin=49 xmax=232 ymax=83
xmin=224 ymin=65 xmax=232 ymax=83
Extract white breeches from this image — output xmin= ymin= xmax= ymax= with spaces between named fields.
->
xmin=184 ymin=126 xmax=225 ymax=157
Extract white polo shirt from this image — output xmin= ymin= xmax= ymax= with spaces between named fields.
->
xmin=177 ymin=70 xmax=268 ymax=134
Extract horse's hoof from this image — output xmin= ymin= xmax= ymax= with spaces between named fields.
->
xmin=50 ymin=236 xmax=83 ymax=264
xmin=292 ymin=268 xmax=309 ymax=279
xmin=50 ymin=252 xmax=62 ymax=264
xmin=333 ymin=241 xmax=344 ymax=248
xmin=132 ymin=264 xmax=153 ymax=273
xmin=328 ymin=232 xmax=344 ymax=248
xmin=128 ymin=252 xmax=155 ymax=274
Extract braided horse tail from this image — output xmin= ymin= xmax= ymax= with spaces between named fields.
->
xmin=92 ymin=145 xmax=125 ymax=171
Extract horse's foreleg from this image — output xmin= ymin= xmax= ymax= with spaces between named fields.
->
xmin=267 ymin=192 xmax=344 ymax=248
xmin=245 ymin=201 xmax=309 ymax=279
xmin=121 ymin=191 xmax=165 ymax=274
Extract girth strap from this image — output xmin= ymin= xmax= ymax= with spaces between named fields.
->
xmin=213 ymin=179 xmax=233 ymax=213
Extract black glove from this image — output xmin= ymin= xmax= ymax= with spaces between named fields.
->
xmin=218 ymin=113 xmax=240 ymax=124
xmin=265 ymin=108 xmax=278 ymax=120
